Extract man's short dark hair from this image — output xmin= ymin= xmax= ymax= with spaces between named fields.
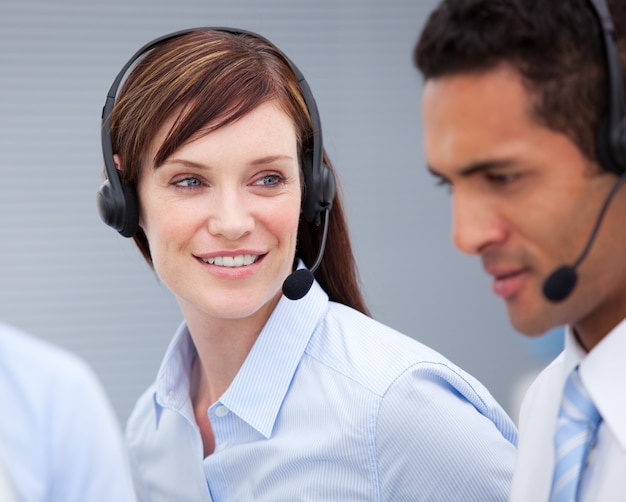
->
xmin=414 ymin=0 xmax=626 ymax=164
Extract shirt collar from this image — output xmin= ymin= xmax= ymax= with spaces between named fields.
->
xmin=219 ymin=278 xmax=328 ymax=438
xmin=153 ymin=321 xmax=197 ymax=424
xmin=562 ymin=327 xmax=587 ymax=374
xmin=566 ymin=320 xmax=626 ymax=449
xmin=150 ymin=270 xmax=329 ymax=439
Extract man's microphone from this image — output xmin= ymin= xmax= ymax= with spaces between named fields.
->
xmin=282 ymin=207 xmax=331 ymax=300
xmin=543 ymin=172 xmax=626 ymax=302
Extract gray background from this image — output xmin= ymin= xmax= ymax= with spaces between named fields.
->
xmin=0 ymin=0 xmax=562 ymax=427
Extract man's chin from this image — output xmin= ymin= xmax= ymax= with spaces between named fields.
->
xmin=507 ymin=304 xmax=559 ymax=337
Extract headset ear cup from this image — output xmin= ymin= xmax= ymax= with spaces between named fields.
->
xmin=96 ymin=179 xmax=139 ymax=238
xmin=596 ymin=117 xmax=625 ymax=174
xmin=301 ymin=153 xmax=317 ymax=224
xmin=120 ymin=181 xmax=140 ymax=237
xmin=301 ymin=158 xmax=336 ymax=225
xmin=96 ymin=180 xmax=117 ymax=228
xmin=321 ymin=164 xmax=336 ymax=208
xmin=613 ymin=118 xmax=626 ymax=171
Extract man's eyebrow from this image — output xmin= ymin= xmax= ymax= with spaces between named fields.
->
xmin=428 ymin=159 xmax=516 ymax=180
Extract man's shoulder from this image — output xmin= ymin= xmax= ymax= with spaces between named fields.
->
xmin=523 ymin=352 xmax=566 ymax=405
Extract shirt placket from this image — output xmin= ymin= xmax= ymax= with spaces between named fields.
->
xmin=203 ymin=402 xmax=235 ymax=501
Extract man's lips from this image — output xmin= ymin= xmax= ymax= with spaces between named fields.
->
xmin=488 ymin=268 xmax=528 ymax=299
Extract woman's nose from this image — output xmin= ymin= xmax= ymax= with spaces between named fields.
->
xmin=207 ymin=189 xmax=255 ymax=240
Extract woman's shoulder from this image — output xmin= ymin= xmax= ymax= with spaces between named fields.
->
xmin=307 ymin=302 xmax=472 ymax=395
xmin=305 ymin=302 xmax=517 ymax=440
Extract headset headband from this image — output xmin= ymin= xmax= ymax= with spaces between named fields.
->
xmin=98 ymin=27 xmax=334 ymax=236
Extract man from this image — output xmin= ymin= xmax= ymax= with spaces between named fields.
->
xmin=414 ymin=0 xmax=626 ymax=500
xmin=0 ymin=320 xmax=137 ymax=501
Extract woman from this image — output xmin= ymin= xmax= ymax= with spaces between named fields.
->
xmin=99 ymin=28 xmax=517 ymax=501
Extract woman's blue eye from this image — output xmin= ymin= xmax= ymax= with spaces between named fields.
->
xmin=258 ymin=175 xmax=280 ymax=186
xmin=176 ymin=177 xmax=202 ymax=187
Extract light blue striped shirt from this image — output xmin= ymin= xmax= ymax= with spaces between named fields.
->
xmin=126 ymin=280 xmax=517 ymax=501
xmin=0 ymin=322 xmax=136 ymax=502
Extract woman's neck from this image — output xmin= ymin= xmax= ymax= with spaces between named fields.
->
xmin=183 ymin=293 xmax=280 ymax=406
xmin=188 ymin=319 xmax=259 ymax=405
xmin=185 ymin=302 xmax=277 ymax=458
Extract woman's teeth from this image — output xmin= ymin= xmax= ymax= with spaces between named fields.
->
xmin=202 ymin=255 xmax=258 ymax=267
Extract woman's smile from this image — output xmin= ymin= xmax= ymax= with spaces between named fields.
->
xmin=196 ymin=254 xmax=260 ymax=267
xmin=138 ymin=101 xmax=302 ymax=324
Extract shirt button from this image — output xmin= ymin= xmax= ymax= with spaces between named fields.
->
xmin=215 ymin=405 xmax=229 ymax=417
xmin=215 ymin=442 xmax=228 ymax=452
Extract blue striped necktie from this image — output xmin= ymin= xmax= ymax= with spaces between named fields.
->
xmin=549 ymin=367 xmax=602 ymax=502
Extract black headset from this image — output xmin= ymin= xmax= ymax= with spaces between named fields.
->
xmin=98 ymin=27 xmax=336 ymax=238
xmin=542 ymin=0 xmax=626 ymax=301
xmin=589 ymin=0 xmax=626 ymax=173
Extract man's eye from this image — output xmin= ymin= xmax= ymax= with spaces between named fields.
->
xmin=487 ymin=173 xmax=518 ymax=185
xmin=434 ymin=177 xmax=453 ymax=193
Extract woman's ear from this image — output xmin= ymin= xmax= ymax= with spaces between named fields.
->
xmin=113 ymin=154 xmax=122 ymax=171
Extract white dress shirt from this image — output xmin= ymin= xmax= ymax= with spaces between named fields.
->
xmin=510 ymin=319 xmax=626 ymax=501
xmin=127 ymin=278 xmax=518 ymax=501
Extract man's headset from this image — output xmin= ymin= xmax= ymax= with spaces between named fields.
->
xmin=542 ymin=0 xmax=626 ymax=302
xmin=97 ymin=27 xmax=336 ymax=239
xmin=591 ymin=0 xmax=626 ymax=173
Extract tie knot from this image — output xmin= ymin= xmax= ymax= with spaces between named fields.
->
xmin=558 ymin=368 xmax=601 ymax=429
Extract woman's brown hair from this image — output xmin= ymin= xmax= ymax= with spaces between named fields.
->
xmin=109 ymin=29 xmax=370 ymax=316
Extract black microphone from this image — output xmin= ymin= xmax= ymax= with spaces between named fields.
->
xmin=543 ymin=172 xmax=626 ymax=302
xmin=282 ymin=207 xmax=331 ymax=300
